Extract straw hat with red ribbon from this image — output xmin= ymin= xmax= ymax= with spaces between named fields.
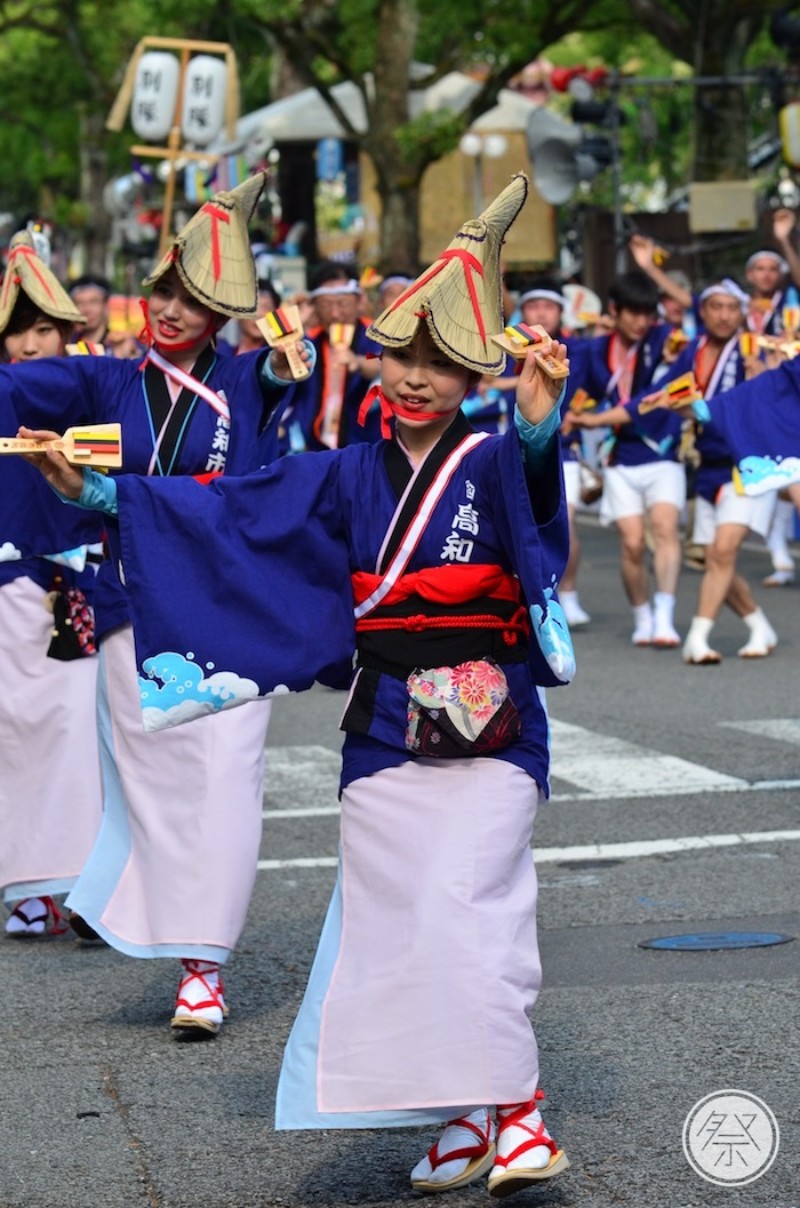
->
xmin=143 ymin=172 xmax=266 ymax=319
xmin=367 ymin=173 xmax=529 ymax=375
xmin=0 ymin=231 xmax=83 ymax=335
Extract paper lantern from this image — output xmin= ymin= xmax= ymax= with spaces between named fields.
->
xmin=131 ymin=52 xmax=180 ymax=142
xmin=181 ymin=55 xmax=228 ymax=147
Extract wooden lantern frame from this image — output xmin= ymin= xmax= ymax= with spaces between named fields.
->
xmin=107 ymin=36 xmax=240 ymax=256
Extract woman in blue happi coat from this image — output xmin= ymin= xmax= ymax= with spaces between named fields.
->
xmin=0 ymin=173 xmax=312 ymax=1037
xmin=22 ymin=175 xmax=577 ymax=1198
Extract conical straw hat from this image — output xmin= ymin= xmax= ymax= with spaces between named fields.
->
xmin=0 ymin=231 xmax=83 ymax=334
xmin=143 ymin=172 xmax=266 ymax=319
xmin=367 ymin=173 xmax=529 ymax=375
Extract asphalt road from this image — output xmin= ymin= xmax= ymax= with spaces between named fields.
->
xmin=1 ymin=518 xmax=798 ymax=1208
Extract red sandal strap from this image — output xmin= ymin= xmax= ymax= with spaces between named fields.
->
xmin=43 ymin=896 xmax=70 ymax=936
xmin=174 ymin=969 xmax=225 ymax=1014
xmin=494 ymin=1091 xmax=558 ymax=1170
xmin=428 ymin=1114 xmax=492 ymax=1171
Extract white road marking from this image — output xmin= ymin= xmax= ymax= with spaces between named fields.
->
xmin=547 ymin=719 xmax=748 ymax=799
xmin=264 ymin=745 xmax=340 ymax=817
xmin=259 ymin=734 xmax=800 ymax=870
xmin=262 ymin=723 xmax=769 ymax=818
xmin=257 ymin=829 xmax=800 ymax=871
xmin=720 ymin=718 xmax=800 ymax=744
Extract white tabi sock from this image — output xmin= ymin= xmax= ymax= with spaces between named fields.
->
xmin=411 ymin=1108 xmax=494 ymax=1186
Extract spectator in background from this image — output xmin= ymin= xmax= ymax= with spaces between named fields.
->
xmin=68 ymin=275 xmax=111 ymax=347
xmin=563 ymin=270 xmax=677 ymax=646
xmin=628 ymin=235 xmax=696 ymax=340
xmin=376 ymin=271 xmax=415 ymax=312
xmin=277 ymin=261 xmax=382 ymax=454
xmin=495 ymin=276 xmax=591 ymax=625
xmin=743 ymin=208 xmax=800 ymax=336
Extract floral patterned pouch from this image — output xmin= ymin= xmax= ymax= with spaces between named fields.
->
xmin=405 ymin=658 xmax=521 ymax=758
xmin=46 ymin=588 xmax=97 ymax=662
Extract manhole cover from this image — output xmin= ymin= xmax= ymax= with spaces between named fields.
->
xmin=639 ymin=930 xmax=795 ymax=951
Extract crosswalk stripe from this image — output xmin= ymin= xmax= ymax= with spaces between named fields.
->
xmin=547 ymin=719 xmax=747 ymax=798
xmin=257 ymin=829 xmax=800 ymax=871
xmin=720 ymin=719 xmax=800 ymax=744
xmin=263 ymin=721 xmax=758 ymax=817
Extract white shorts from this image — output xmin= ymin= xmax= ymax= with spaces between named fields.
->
xmin=563 ymin=459 xmax=580 ymax=509
xmin=600 ymin=461 xmax=686 ymax=525
xmin=692 ymin=483 xmax=777 ymax=544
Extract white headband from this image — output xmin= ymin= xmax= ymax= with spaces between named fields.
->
xmin=745 ymin=250 xmax=789 ymax=275
xmin=699 ymin=278 xmax=750 ymax=307
xmin=380 ymin=275 xmax=413 ymax=291
xmin=519 ymin=289 xmax=565 ymax=308
xmin=309 ymin=280 xmax=361 ymax=299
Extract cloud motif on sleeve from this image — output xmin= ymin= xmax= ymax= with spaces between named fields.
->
xmin=138 ymin=650 xmax=290 ymax=731
xmin=43 ymin=546 xmax=89 ymax=571
xmin=737 ymin=455 xmax=800 ymax=496
xmin=0 ymin=541 xmax=23 ymax=563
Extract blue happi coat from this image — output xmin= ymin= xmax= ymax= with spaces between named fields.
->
xmin=0 ymin=348 xmax=289 ymax=638
xmin=704 ymin=357 xmax=800 ymax=496
xmin=624 ymin=335 xmax=747 ymax=496
xmin=0 ymin=449 xmax=102 ymax=596
xmin=106 ymin=413 xmax=572 ymax=795
xmin=566 ymin=324 xmax=671 ymax=465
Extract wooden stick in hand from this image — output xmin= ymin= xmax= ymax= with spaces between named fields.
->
xmin=491 ymin=323 xmax=570 ymax=380
xmin=256 ymin=305 xmax=311 ymax=380
xmin=0 ymin=423 xmax=122 ymax=467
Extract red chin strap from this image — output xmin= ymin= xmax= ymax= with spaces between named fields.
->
xmin=138 ymin=298 xmax=217 ymax=354
xmin=357 ymin=383 xmax=462 ymax=439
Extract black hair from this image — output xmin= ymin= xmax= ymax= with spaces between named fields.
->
xmin=607 ymin=270 xmax=660 ymax=314
xmin=1 ymin=295 xmax=72 ymax=354
xmin=309 ymin=260 xmax=357 ymax=292
xmin=69 ymin=274 xmax=111 ymax=298
xmin=518 ymin=273 xmax=564 ymax=297
xmin=257 ymin=278 xmax=282 ymax=308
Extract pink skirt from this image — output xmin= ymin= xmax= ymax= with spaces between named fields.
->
xmin=278 ymin=756 xmax=542 ymax=1126
xmin=66 ymin=625 xmax=271 ymax=959
xmin=0 ymin=576 xmax=102 ymax=900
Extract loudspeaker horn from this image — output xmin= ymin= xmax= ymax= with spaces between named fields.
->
xmin=531 ymin=138 xmax=580 ymax=205
xmin=527 ymin=106 xmax=582 ymax=155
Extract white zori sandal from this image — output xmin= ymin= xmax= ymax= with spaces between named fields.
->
xmin=487 ymin=1091 xmax=570 ymax=1198
xmin=411 ymin=1107 xmax=496 ymax=1193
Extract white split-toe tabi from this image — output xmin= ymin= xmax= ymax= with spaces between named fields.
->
xmin=170 ymin=959 xmax=228 ymax=1037
xmin=487 ymin=1092 xmax=570 ymax=1199
xmin=410 ymin=1107 xmax=496 ymax=1194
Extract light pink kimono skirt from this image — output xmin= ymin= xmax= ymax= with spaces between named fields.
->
xmin=66 ymin=624 xmax=271 ymax=961
xmin=277 ymin=756 xmax=542 ymax=1128
xmin=0 ymin=575 xmax=102 ymax=902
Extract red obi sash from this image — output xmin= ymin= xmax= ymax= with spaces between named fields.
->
xmin=352 ymin=562 xmax=529 ymax=645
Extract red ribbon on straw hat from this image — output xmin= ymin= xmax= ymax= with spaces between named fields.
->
xmin=386 ymin=248 xmax=487 ymax=343
xmin=4 ymin=244 xmax=56 ymax=304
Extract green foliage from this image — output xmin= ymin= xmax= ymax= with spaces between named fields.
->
xmin=0 ymin=0 xmax=797 ymax=261
xmin=392 ymin=110 xmax=465 ymax=164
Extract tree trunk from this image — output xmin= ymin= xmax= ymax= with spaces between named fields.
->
xmin=78 ymin=105 xmax=112 ymax=276
xmin=369 ymin=0 xmax=423 ymax=268
xmin=375 ymin=172 xmax=422 ymax=268
xmin=693 ymin=82 xmax=750 ymax=181
xmin=691 ymin=17 xmax=759 ymax=182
